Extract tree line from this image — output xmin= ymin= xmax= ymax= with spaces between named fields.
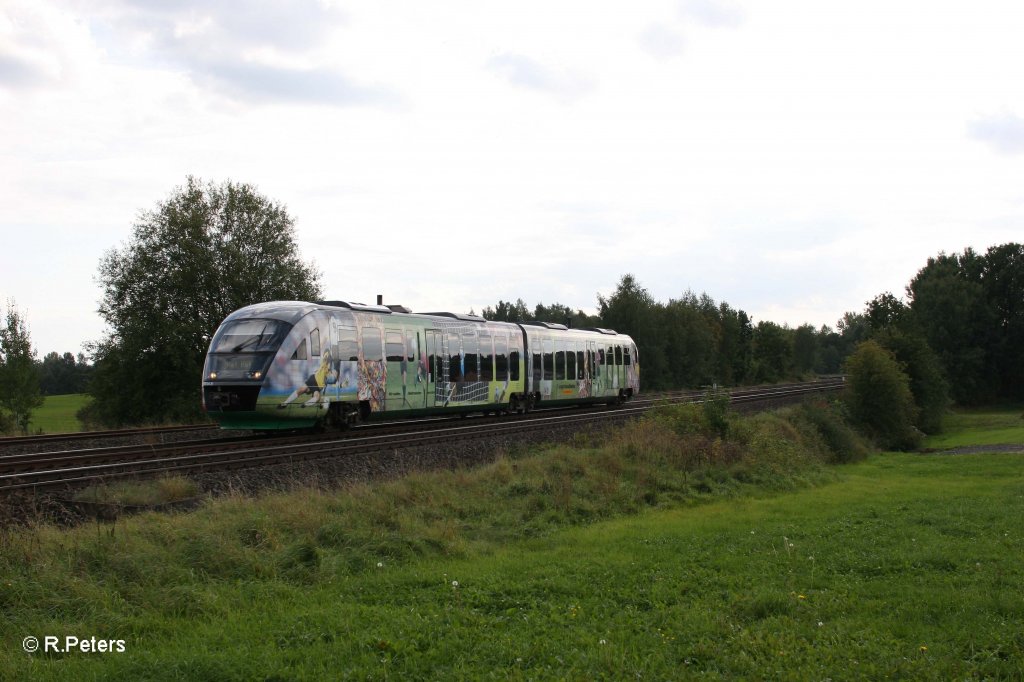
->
xmin=1 ymin=176 xmax=1019 ymax=435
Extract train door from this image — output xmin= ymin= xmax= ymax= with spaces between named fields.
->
xmin=614 ymin=343 xmax=625 ymax=391
xmin=384 ymin=329 xmax=408 ymax=411
xmin=334 ymin=324 xmax=359 ymax=402
xmin=425 ymin=329 xmax=440 ymax=408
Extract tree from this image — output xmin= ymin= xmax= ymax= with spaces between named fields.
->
xmin=88 ymin=177 xmax=322 ymax=426
xmin=875 ymin=329 xmax=950 ymax=434
xmin=661 ymin=292 xmax=717 ymax=388
xmin=907 ymin=250 xmax=997 ymax=404
xmin=865 ymin=292 xmax=908 ymax=332
xmin=38 ymin=351 xmax=91 ymax=395
xmin=791 ymin=324 xmax=819 ymax=375
xmin=843 ymin=340 xmax=920 ymax=450
xmin=598 ymin=274 xmax=670 ymax=389
xmin=0 ymin=300 xmax=44 ymax=433
xmin=750 ymin=321 xmax=792 ymax=383
xmin=482 ymin=299 xmax=531 ymax=323
xmin=980 ymin=243 xmax=1024 ymax=399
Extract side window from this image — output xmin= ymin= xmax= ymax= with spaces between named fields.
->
xmin=606 ymin=345 xmax=614 ymax=365
xmin=543 ymin=339 xmax=554 ymax=381
xmin=510 ymin=346 xmax=521 ymax=381
xmin=386 ymin=331 xmax=403 ymax=362
xmin=564 ymin=345 xmax=574 ymax=381
xmin=480 ymin=334 xmax=493 ymax=382
xmin=448 ymin=333 xmax=462 ymax=381
xmin=338 ymin=327 xmax=358 ymax=361
xmin=291 ymin=338 xmax=308 ymax=361
xmin=463 ymin=334 xmax=479 ymax=382
xmin=362 ymin=328 xmax=382 ymax=362
xmin=532 ymin=350 xmax=542 ymax=383
xmin=495 ymin=335 xmax=509 ymax=379
xmin=624 ymin=344 xmax=631 ymax=366
xmin=615 ymin=345 xmax=623 ymax=366
xmin=577 ymin=347 xmax=585 ymax=379
xmin=310 ymin=328 xmax=321 ymax=357
xmin=555 ymin=340 xmax=566 ymax=380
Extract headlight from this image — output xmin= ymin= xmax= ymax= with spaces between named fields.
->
xmin=209 ymin=372 xmax=218 ymax=380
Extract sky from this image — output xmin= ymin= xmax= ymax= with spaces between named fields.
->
xmin=2 ymin=0 xmax=1023 ymax=358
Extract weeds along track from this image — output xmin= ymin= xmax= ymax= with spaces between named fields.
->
xmin=0 ymin=378 xmax=844 ymax=493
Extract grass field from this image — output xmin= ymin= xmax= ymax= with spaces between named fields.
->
xmin=25 ymin=394 xmax=89 ymax=434
xmin=2 ymin=405 xmax=1022 ymax=679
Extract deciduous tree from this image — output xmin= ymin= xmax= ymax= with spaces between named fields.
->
xmin=88 ymin=177 xmax=322 ymax=426
xmin=843 ymin=340 xmax=920 ymax=450
xmin=0 ymin=300 xmax=43 ymax=433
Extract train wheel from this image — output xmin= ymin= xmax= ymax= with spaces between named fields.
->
xmin=509 ymin=396 xmax=520 ymax=415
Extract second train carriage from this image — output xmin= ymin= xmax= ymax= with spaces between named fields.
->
xmin=201 ymin=300 xmax=639 ymax=430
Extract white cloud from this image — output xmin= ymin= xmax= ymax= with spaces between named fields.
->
xmin=486 ymin=53 xmax=596 ymax=102
xmin=678 ymin=0 xmax=744 ymax=28
xmin=638 ymin=24 xmax=687 ymax=60
xmin=968 ymin=112 xmax=1024 ymax=155
xmin=2 ymin=0 xmax=1024 ymax=356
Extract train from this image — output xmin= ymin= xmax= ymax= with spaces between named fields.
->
xmin=201 ymin=300 xmax=639 ymax=430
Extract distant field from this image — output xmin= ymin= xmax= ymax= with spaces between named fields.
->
xmin=27 ymin=393 xmax=88 ymax=434
xmin=924 ymin=404 xmax=1024 ymax=450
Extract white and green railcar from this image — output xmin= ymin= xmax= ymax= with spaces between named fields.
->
xmin=202 ymin=300 xmax=638 ymax=430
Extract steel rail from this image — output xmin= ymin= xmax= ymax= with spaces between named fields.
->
xmin=0 ymin=379 xmax=844 ymax=492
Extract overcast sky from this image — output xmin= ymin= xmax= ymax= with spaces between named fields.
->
xmin=2 ymin=0 xmax=1022 ymax=358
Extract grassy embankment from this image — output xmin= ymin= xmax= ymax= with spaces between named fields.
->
xmin=2 ymin=402 xmax=1023 ymax=679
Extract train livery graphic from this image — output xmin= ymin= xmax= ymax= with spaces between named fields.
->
xmin=202 ymin=301 xmax=639 ymax=430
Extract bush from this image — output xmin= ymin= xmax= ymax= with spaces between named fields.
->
xmin=790 ymin=399 xmax=870 ymax=463
xmin=843 ymin=340 xmax=921 ymax=450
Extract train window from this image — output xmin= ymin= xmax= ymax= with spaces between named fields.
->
xmin=606 ymin=346 xmax=614 ymax=365
xmin=532 ymin=351 xmax=542 ymax=383
xmin=385 ymin=331 xmax=403 ymax=362
xmin=338 ymin=327 xmax=358 ymax=361
xmin=615 ymin=345 xmax=622 ymax=366
xmin=463 ymin=335 xmax=479 ymax=382
xmin=291 ymin=338 xmax=308 ymax=361
xmin=362 ymin=328 xmax=383 ymax=362
xmin=597 ymin=348 xmax=605 ymax=367
xmin=624 ymin=345 xmax=631 ymax=365
xmin=310 ymin=328 xmax=321 ymax=357
xmin=510 ymin=348 xmax=521 ymax=381
xmin=590 ymin=350 xmax=599 ymax=377
xmin=577 ymin=350 xmax=585 ymax=379
xmin=211 ymin=318 xmax=289 ymax=353
xmin=447 ymin=333 xmax=461 ymax=381
xmin=564 ymin=349 xmax=574 ymax=381
xmin=543 ymin=339 xmax=554 ymax=381
xmin=495 ymin=335 xmax=508 ymax=378
xmin=556 ymin=347 xmax=566 ymax=380
xmin=480 ymin=334 xmax=494 ymax=382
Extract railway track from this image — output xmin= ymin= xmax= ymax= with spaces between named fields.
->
xmin=0 ymin=378 xmax=843 ymax=493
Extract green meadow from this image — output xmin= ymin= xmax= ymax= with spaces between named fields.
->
xmin=25 ymin=394 xmax=89 ymax=434
xmin=2 ymin=404 xmax=1022 ymax=680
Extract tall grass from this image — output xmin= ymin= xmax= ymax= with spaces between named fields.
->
xmin=1 ymin=401 xmax=864 ymax=617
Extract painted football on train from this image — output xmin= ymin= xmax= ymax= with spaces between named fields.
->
xmin=202 ymin=300 xmax=639 ymax=430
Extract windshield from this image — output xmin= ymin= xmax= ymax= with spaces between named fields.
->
xmin=210 ymin=319 xmax=290 ymax=353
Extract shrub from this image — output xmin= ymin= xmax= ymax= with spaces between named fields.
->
xmin=843 ymin=340 xmax=921 ymax=450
